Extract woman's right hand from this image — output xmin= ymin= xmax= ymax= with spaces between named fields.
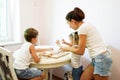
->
xmin=60 ymin=46 xmax=70 ymax=52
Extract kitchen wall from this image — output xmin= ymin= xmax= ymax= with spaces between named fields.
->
xmin=3 ymin=0 xmax=120 ymax=80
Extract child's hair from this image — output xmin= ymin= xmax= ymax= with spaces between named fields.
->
xmin=24 ymin=28 xmax=38 ymax=42
xmin=74 ymin=31 xmax=79 ymax=45
xmin=69 ymin=31 xmax=79 ymax=45
xmin=69 ymin=33 xmax=74 ymax=41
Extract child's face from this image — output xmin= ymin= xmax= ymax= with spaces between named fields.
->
xmin=31 ymin=36 xmax=38 ymax=44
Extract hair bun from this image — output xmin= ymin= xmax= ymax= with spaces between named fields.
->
xmin=74 ymin=7 xmax=80 ymax=13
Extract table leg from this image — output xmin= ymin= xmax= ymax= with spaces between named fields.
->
xmin=49 ymin=69 xmax=52 ymax=80
xmin=43 ymin=69 xmax=48 ymax=80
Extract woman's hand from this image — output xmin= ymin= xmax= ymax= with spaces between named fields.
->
xmin=60 ymin=46 xmax=70 ymax=52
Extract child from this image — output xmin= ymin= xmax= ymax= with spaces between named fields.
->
xmin=13 ymin=28 xmax=52 ymax=80
xmin=56 ymin=31 xmax=83 ymax=80
xmin=62 ymin=32 xmax=79 ymax=46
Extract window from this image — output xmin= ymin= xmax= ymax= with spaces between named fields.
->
xmin=0 ymin=0 xmax=20 ymax=46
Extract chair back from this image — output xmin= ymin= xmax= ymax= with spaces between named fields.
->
xmin=0 ymin=47 xmax=18 ymax=80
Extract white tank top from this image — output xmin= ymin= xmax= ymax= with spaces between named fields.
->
xmin=13 ymin=42 xmax=32 ymax=69
xmin=71 ymin=53 xmax=81 ymax=68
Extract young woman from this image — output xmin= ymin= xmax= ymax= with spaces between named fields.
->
xmin=60 ymin=7 xmax=112 ymax=80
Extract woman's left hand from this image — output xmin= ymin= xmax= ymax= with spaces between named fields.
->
xmin=60 ymin=46 xmax=70 ymax=52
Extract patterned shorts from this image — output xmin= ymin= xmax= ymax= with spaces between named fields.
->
xmin=15 ymin=68 xmax=42 ymax=79
xmin=91 ymin=51 xmax=113 ymax=76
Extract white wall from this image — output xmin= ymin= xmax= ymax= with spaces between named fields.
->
xmin=19 ymin=0 xmax=55 ymax=45
xmin=4 ymin=0 xmax=120 ymax=80
xmin=49 ymin=1 xmax=120 ymax=79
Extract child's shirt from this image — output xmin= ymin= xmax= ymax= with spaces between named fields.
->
xmin=70 ymin=44 xmax=82 ymax=68
xmin=13 ymin=42 xmax=32 ymax=69
xmin=71 ymin=53 xmax=81 ymax=68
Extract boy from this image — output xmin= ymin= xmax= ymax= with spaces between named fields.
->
xmin=13 ymin=28 xmax=52 ymax=80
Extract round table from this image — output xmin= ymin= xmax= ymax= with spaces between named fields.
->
xmin=30 ymin=52 xmax=71 ymax=80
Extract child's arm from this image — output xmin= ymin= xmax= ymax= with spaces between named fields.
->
xmin=30 ymin=44 xmax=40 ymax=63
xmin=56 ymin=40 xmax=61 ymax=47
xmin=62 ymin=39 xmax=73 ymax=47
xmin=36 ymin=48 xmax=53 ymax=52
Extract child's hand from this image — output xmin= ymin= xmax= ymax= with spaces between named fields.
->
xmin=56 ymin=40 xmax=60 ymax=45
xmin=45 ymin=51 xmax=53 ymax=57
xmin=47 ymin=48 xmax=53 ymax=51
xmin=38 ymin=52 xmax=45 ymax=57
xmin=61 ymin=39 xmax=65 ymax=44
xmin=56 ymin=40 xmax=62 ymax=47
xmin=39 ymin=52 xmax=45 ymax=56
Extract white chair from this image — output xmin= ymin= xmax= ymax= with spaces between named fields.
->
xmin=0 ymin=47 xmax=18 ymax=80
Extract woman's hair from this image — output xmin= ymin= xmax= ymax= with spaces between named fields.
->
xmin=24 ymin=28 xmax=38 ymax=42
xmin=66 ymin=7 xmax=85 ymax=21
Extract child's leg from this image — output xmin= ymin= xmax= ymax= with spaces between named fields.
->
xmin=30 ymin=69 xmax=46 ymax=80
xmin=15 ymin=68 xmax=45 ymax=80
xmin=30 ymin=71 xmax=46 ymax=80
xmin=30 ymin=77 xmax=43 ymax=80
xmin=72 ymin=65 xmax=83 ymax=80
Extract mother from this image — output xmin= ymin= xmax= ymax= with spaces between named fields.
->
xmin=61 ymin=7 xmax=112 ymax=80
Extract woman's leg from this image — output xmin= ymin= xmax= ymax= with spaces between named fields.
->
xmin=80 ymin=64 xmax=94 ymax=80
xmin=93 ymin=51 xmax=112 ymax=80
xmin=94 ymin=74 xmax=108 ymax=80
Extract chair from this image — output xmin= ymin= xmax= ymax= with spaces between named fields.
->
xmin=0 ymin=47 xmax=18 ymax=80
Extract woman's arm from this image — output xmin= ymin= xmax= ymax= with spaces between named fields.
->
xmin=60 ymin=34 xmax=86 ymax=55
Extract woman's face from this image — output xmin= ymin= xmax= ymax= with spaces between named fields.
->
xmin=67 ymin=19 xmax=79 ymax=30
